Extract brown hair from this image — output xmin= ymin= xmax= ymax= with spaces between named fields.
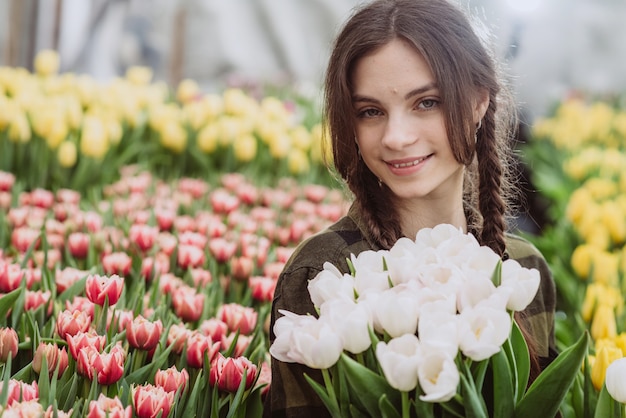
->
xmin=323 ymin=0 xmax=518 ymax=256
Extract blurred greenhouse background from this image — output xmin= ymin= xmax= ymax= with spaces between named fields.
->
xmin=3 ymin=0 xmax=626 ymax=119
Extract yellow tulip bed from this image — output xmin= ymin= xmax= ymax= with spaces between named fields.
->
xmin=526 ymin=97 xmax=626 ymax=415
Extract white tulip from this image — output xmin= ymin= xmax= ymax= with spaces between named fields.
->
xmin=320 ymin=299 xmax=373 ymax=354
xmin=417 ymin=349 xmax=460 ymax=402
xmin=500 ymin=259 xmax=541 ymax=311
xmin=376 ymin=334 xmax=421 ymax=392
xmin=457 ymin=305 xmax=512 ymax=361
xmin=374 ymin=283 xmax=420 ymax=337
xmin=417 ymin=262 xmax=465 ymax=295
xmin=308 ymin=262 xmax=356 ymax=308
xmin=351 ymin=250 xmax=392 ymax=295
xmin=270 ymin=310 xmax=319 ymax=363
xmin=290 ymin=315 xmax=344 ymax=369
xmin=461 ymin=245 xmax=501 ymax=278
xmin=386 ymin=237 xmax=422 ymax=285
xmin=418 ymin=311 xmax=459 ymax=359
xmin=456 ymin=275 xmax=509 ymax=313
xmin=605 ymin=357 xmax=626 ymax=403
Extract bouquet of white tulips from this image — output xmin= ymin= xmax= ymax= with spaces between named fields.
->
xmin=270 ymin=224 xmax=588 ymax=417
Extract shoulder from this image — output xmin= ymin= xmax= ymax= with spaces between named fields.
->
xmin=282 ymin=215 xmax=371 ymax=275
xmin=504 ymin=232 xmax=550 ymax=273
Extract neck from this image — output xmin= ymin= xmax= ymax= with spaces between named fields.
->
xmin=397 ymin=198 xmax=467 ymax=239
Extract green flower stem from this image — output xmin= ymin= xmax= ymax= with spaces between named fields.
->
xmin=402 ymin=391 xmax=410 ymax=418
xmin=321 ymin=368 xmax=339 ymax=412
xmin=132 ymin=349 xmax=147 ymax=373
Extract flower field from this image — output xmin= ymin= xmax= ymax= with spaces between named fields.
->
xmin=0 ymin=49 xmax=625 ymax=416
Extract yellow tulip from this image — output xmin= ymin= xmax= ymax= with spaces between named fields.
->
xmin=260 ymin=96 xmax=291 ymax=123
xmin=269 ymin=134 xmax=291 ymax=159
xmin=586 ymin=178 xmax=618 ymax=201
xmin=233 ymin=133 xmax=257 ymax=163
xmin=582 ymin=283 xmax=600 ymax=322
xmin=159 ymin=120 xmax=187 ymax=153
xmin=202 ymin=94 xmax=224 ymax=119
xmin=566 ymin=188 xmax=593 ymax=225
xmin=288 ymin=148 xmax=310 ymax=175
xmin=602 ymin=201 xmax=626 ymax=244
xmin=591 ymin=345 xmax=623 ymax=391
xmin=34 ymin=49 xmax=60 ymax=77
xmin=591 ymin=304 xmax=618 ymax=341
xmin=8 ymin=109 xmax=31 ymax=143
xmin=620 ymin=245 xmax=626 ymax=276
xmin=571 ymin=244 xmax=597 ymax=280
xmin=591 ymin=251 xmax=619 ymax=286
xmin=57 ymin=141 xmax=77 ymax=168
xmin=197 ymin=124 xmax=219 ymax=154
xmin=310 ymin=123 xmax=333 ymax=164
xmin=80 ymin=115 xmax=109 ymax=159
xmin=125 ymin=66 xmax=153 ymax=85
xmin=614 ymin=334 xmax=626 ymax=356
xmin=290 ymin=126 xmax=312 ymax=151
xmin=217 ymin=117 xmax=240 ymax=147
xmin=176 ymin=79 xmax=200 ymax=104
xmin=223 ymin=88 xmax=257 ymax=118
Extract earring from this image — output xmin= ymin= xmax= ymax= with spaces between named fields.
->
xmin=378 ymin=178 xmax=382 ymax=188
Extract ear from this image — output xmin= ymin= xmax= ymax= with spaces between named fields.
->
xmin=472 ymin=88 xmax=490 ymax=124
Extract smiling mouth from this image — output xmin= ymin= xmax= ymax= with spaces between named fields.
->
xmin=389 ymin=155 xmax=432 ymax=168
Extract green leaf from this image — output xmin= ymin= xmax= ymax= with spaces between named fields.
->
xmin=594 ymin=384 xmax=622 ymax=418
xmin=490 ymin=259 xmax=502 ymax=286
xmin=225 ymin=368 xmax=248 ymax=418
xmin=339 ymin=353 xmax=400 ymax=414
xmin=303 ymin=372 xmax=341 ymax=417
xmin=491 ymin=349 xmax=514 ymax=417
xmin=507 ymin=319 xmax=530 ymax=402
xmin=515 ymin=331 xmax=589 ymax=418
xmin=460 ymin=371 xmax=488 ymax=418
xmin=0 ymin=287 xmax=21 ymax=324
xmin=379 ymin=394 xmax=401 ymax=418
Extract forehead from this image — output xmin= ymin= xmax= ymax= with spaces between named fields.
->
xmin=351 ymin=38 xmax=435 ymax=95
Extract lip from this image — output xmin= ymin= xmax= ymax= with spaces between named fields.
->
xmin=385 ymin=154 xmax=432 ymax=175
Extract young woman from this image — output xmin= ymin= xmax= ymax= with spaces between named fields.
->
xmin=264 ymin=0 xmax=558 ymax=416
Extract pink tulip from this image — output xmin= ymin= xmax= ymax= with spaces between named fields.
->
xmin=87 ymin=394 xmax=132 ymax=418
xmin=196 ymin=214 xmax=227 ymax=237
xmin=172 ymin=286 xmax=204 ymax=322
xmin=133 ymin=384 xmax=175 ymax=418
xmin=56 ymin=309 xmax=92 ymax=340
xmin=85 ymin=274 xmax=124 ymax=306
xmin=11 ymin=227 xmax=41 ymax=253
xmin=166 ymin=323 xmax=191 ymax=354
xmin=66 ymin=330 xmax=106 ymax=359
xmin=65 ymin=296 xmax=95 ymax=319
xmin=186 ymin=332 xmax=220 ymax=368
xmin=32 ymin=342 xmax=69 ymax=376
xmin=55 ymin=267 xmax=89 ymax=294
xmin=249 ymin=276 xmax=277 ymax=303
xmin=177 ymin=244 xmax=205 ymax=269
xmin=68 ymin=232 xmax=90 ymax=258
xmin=129 ymin=224 xmax=159 ymax=252
xmin=102 ymin=252 xmax=132 ymax=277
xmin=0 ymin=171 xmax=15 ymax=191
xmin=107 ymin=309 xmax=135 ymax=333
xmin=83 ymin=211 xmax=104 ymax=233
xmin=179 ymin=177 xmax=209 ymax=198
xmin=77 ymin=343 xmax=126 ymax=385
xmin=126 ymin=315 xmax=163 ymax=351
xmin=231 ymin=256 xmax=254 ymax=282
xmin=55 ymin=188 xmax=81 ymax=204
xmin=155 ymin=209 xmax=175 ymax=231
xmin=0 ymin=261 xmax=25 ymax=292
xmin=4 ymin=380 xmax=38 ymax=406
xmin=190 ymin=268 xmax=212 ymax=287
xmin=208 ymin=237 xmax=237 ymax=263
xmin=157 ymin=232 xmax=177 ymax=255
xmin=24 ymin=290 xmax=52 ymax=313
xmin=173 ymin=215 xmax=196 ymax=233
xmin=140 ymin=253 xmax=170 ymax=280
xmin=154 ymin=365 xmax=189 ymax=393
xmin=158 ymin=273 xmax=184 ymax=295
xmin=210 ymin=189 xmax=240 ymax=214
xmin=199 ymin=318 xmax=228 ymax=343
xmin=217 ymin=303 xmax=258 ymax=335
xmin=178 ymin=231 xmax=207 ymax=248
xmin=209 ymin=353 xmax=257 ymax=392
xmin=255 ymin=361 xmax=272 ymax=396
xmin=0 ymin=327 xmax=18 ymax=362
xmin=221 ymin=333 xmax=253 ymax=357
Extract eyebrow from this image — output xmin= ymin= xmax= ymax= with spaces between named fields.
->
xmin=352 ymin=82 xmax=439 ymax=103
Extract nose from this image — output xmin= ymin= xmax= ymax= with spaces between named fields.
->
xmin=380 ymin=113 xmax=418 ymax=150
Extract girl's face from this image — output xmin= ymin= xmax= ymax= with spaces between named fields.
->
xmin=351 ymin=38 xmax=467 ymax=206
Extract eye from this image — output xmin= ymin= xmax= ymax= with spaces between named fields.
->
xmin=417 ymin=99 xmax=439 ymax=110
xmin=356 ymin=107 xmax=383 ymax=118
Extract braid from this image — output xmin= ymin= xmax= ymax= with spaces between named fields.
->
xmin=476 ymin=102 xmax=507 ymax=257
xmin=352 ymin=161 xmax=402 ymax=249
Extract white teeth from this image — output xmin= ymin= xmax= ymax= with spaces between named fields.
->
xmin=392 ymin=157 xmax=426 ymax=168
